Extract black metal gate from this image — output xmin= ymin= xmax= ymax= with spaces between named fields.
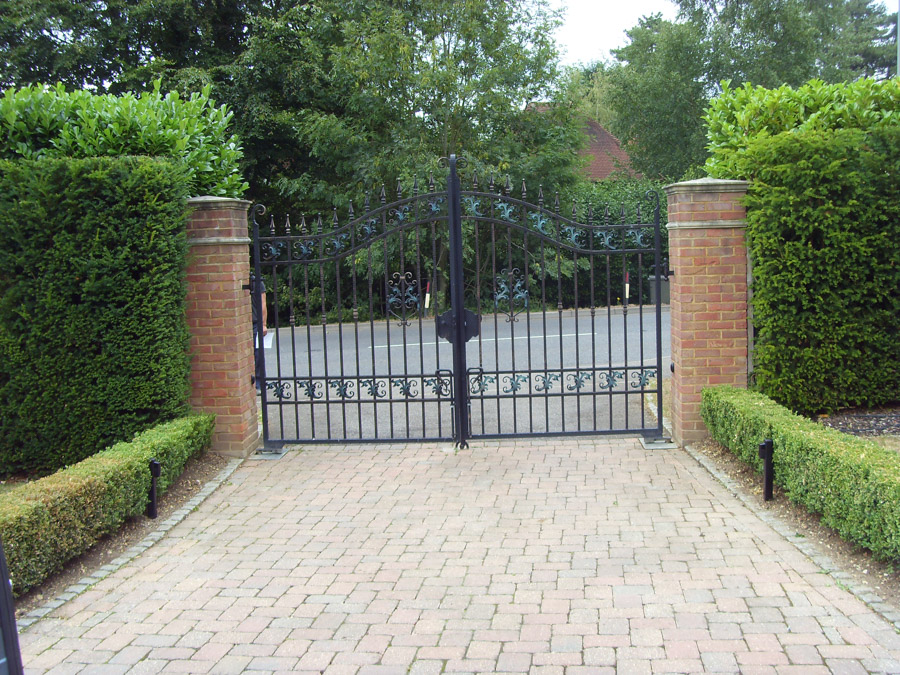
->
xmin=252 ymin=156 xmax=665 ymax=448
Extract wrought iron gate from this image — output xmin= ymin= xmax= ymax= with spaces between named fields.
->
xmin=252 ymin=155 xmax=665 ymax=448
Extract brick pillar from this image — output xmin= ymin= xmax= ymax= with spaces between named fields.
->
xmin=664 ymin=178 xmax=750 ymax=446
xmin=185 ymin=197 xmax=260 ymax=457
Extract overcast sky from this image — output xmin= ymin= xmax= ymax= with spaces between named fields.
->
xmin=551 ymin=0 xmax=679 ymax=67
xmin=552 ymin=0 xmax=896 ymax=68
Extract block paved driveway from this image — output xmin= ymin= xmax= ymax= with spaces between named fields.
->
xmin=19 ymin=437 xmax=900 ymax=674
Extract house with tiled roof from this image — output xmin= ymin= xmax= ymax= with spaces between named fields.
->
xmin=580 ymin=119 xmax=635 ymax=181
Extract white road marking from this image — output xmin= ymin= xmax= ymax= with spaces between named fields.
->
xmin=370 ymin=332 xmax=627 ymax=349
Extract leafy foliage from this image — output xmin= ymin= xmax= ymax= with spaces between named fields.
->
xmin=595 ymin=0 xmax=897 ymax=180
xmin=604 ymin=16 xmax=710 ymax=179
xmin=0 ymin=82 xmax=247 ymax=196
xmin=705 ymin=78 xmax=900 ymax=179
xmin=0 ymin=157 xmax=193 ymax=475
xmin=738 ymin=127 xmax=900 ymax=415
xmin=229 ymin=0 xmax=583 ymax=214
xmin=0 ymin=414 xmax=214 ymax=596
xmin=701 ymin=386 xmax=900 ymax=562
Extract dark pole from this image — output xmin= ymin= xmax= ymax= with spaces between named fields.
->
xmin=758 ymin=439 xmax=774 ymax=501
xmin=446 ymin=155 xmax=470 ymax=448
xmin=147 ymin=458 xmax=161 ymax=519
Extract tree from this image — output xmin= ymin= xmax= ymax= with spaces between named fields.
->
xmin=226 ymin=0 xmax=585 ymax=213
xmin=604 ymin=16 xmax=710 ymax=179
xmin=598 ymin=0 xmax=898 ymax=180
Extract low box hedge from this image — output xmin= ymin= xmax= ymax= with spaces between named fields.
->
xmin=701 ymin=386 xmax=900 ymax=562
xmin=0 ymin=414 xmax=215 ymax=596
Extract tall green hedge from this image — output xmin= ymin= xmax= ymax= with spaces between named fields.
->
xmin=0 ymin=157 xmax=192 ymax=475
xmin=741 ymin=127 xmax=900 ymax=415
xmin=0 ymin=82 xmax=247 ymax=197
xmin=705 ymin=78 xmax=900 ymax=179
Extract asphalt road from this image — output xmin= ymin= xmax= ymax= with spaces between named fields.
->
xmin=259 ymin=305 xmax=670 ymax=443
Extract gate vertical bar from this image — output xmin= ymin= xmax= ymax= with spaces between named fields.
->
xmin=251 ymin=205 xmax=270 ymax=445
xmin=447 ymin=155 xmax=470 ymax=447
xmin=652 ymin=192 xmax=664 ymax=437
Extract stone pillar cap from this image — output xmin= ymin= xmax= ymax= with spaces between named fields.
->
xmin=187 ymin=196 xmax=253 ymax=210
xmin=664 ymin=177 xmax=750 ymax=194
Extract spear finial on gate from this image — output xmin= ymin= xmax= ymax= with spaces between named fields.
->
xmin=364 ymin=194 xmax=371 ymax=213
xmin=521 ymin=180 xmax=527 ymax=201
xmin=333 ymin=208 xmax=339 ymax=229
xmin=396 ymin=179 xmax=403 ymax=201
xmin=604 ymin=205 xmax=611 ymax=226
xmin=268 ymin=214 xmax=276 ymax=236
xmin=428 ymin=173 xmax=436 ymax=193
xmin=538 ymin=185 xmax=544 ymax=208
xmin=636 ymin=202 xmax=642 ymax=223
xmin=348 ymin=200 xmax=355 ymax=221
xmin=285 ymin=214 xmax=292 ymax=234
xmin=472 ymin=170 xmax=478 ymax=190
xmin=300 ymin=214 xmax=307 ymax=234
xmin=571 ymin=202 xmax=577 ymax=222
xmin=554 ymin=191 xmax=560 ymax=213
xmin=619 ymin=204 xmax=626 ymax=224
xmin=587 ymin=203 xmax=594 ymax=227
xmin=315 ymin=213 xmax=323 ymax=234
xmin=380 ymin=184 xmax=387 ymax=204
xmin=488 ymin=172 xmax=495 ymax=192
xmin=504 ymin=175 xmax=512 ymax=196
xmin=412 ymin=176 xmax=419 ymax=197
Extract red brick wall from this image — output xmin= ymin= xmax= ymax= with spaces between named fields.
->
xmin=185 ymin=197 xmax=259 ymax=456
xmin=665 ymin=179 xmax=750 ymax=445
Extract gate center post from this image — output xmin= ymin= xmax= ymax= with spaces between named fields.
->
xmin=446 ymin=155 xmax=471 ymax=448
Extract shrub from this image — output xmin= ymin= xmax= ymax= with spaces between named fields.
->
xmin=740 ymin=127 xmax=900 ymax=415
xmin=0 ymin=157 xmax=193 ymax=474
xmin=701 ymin=386 xmax=900 ymax=563
xmin=705 ymin=78 xmax=900 ymax=180
xmin=0 ymin=82 xmax=247 ymax=197
xmin=0 ymin=414 xmax=215 ymax=596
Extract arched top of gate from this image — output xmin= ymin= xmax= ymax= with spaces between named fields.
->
xmin=457 ymin=189 xmax=661 ymax=255
xmin=251 ymin=190 xmax=452 ymax=263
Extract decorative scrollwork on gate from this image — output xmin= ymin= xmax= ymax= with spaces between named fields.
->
xmin=533 ymin=373 xmax=560 ymax=392
xmin=631 ymin=369 xmax=657 ymax=388
xmin=598 ymin=371 xmax=624 ymax=390
xmin=495 ymin=201 xmax=516 ymax=223
xmin=424 ymin=375 xmax=451 ymax=397
xmin=566 ymin=371 xmax=593 ymax=391
xmin=391 ymin=378 xmax=418 ymax=398
xmin=267 ymin=381 xmax=293 ymax=399
xmin=297 ymin=380 xmax=323 ymax=399
xmin=328 ymin=379 xmax=354 ymax=399
xmin=386 ymin=272 xmax=421 ymax=326
xmin=360 ymin=379 xmax=387 ymax=399
xmin=463 ymin=197 xmax=483 ymax=217
xmin=469 ymin=373 xmax=496 ymax=394
xmin=502 ymin=374 xmax=529 ymax=393
xmin=494 ymin=268 xmax=529 ymax=322
xmin=528 ymin=211 xmax=550 ymax=235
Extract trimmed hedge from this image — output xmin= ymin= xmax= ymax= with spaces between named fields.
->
xmin=705 ymin=78 xmax=900 ymax=180
xmin=701 ymin=386 xmax=900 ymax=562
xmin=740 ymin=127 xmax=900 ymax=415
xmin=0 ymin=82 xmax=247 ymax=197
xmin=0 ymin=414 xmax=214 ymax=596
xmin=0 ymin=157 xmax=192 ymax=475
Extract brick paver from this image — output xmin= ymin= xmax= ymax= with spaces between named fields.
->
xmin=18 ymin=438 xmax=900 ymax=673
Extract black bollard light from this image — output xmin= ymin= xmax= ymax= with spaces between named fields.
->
xmin=757 ymin=439 xmax=774 ymax=502
xmin=148 ymin=458 xmax=161 ymax=519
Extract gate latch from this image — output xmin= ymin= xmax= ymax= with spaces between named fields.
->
xmin=436 ymin=309 xmax=480 ymax=344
